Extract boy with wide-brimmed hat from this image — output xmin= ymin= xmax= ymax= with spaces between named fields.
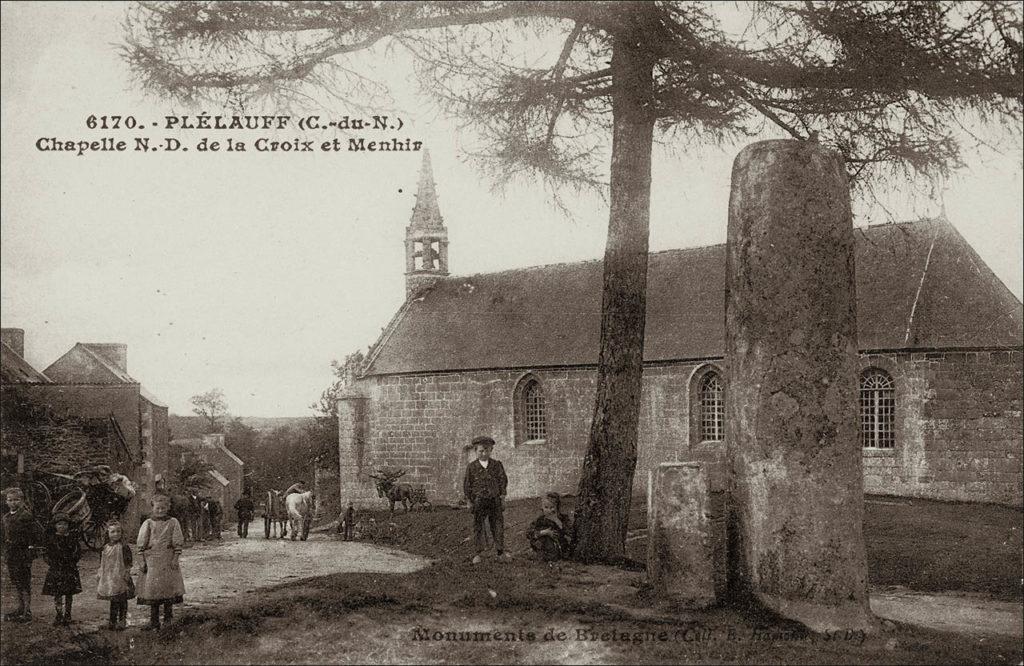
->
xmin=462 ymin=436 xmax=510 ymax=564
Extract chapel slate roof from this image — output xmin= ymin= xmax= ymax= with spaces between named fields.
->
xmin=363 ymin=219 xmax=1023 ymax=376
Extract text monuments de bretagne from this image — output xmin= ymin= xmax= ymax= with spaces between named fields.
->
xmin=336 ymin=143 xmax=1023 ymax=622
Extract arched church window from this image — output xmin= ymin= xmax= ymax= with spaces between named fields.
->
xmin=860 ymin=369 xmax=895 ymax=449
xmin=514 ymin=374 xmax=547 ymax=444
xmin=690 ymin=365 xmax=725 ymax=445
xmin=699 ymin=371 xmax=724 ymax=442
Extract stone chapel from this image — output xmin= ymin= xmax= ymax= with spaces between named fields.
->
xmin=337 ymin=152 xmax=1024 ymax=508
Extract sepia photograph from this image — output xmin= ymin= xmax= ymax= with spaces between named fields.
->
xmin=1 ymin=1 xmax=1022 ymax=664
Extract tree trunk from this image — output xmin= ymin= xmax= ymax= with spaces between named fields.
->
xmin=572 ymin=29 xmax=656 ymax=564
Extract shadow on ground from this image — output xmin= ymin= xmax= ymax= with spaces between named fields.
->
xmin=2 ymin=495 xmax=1021 ymax=664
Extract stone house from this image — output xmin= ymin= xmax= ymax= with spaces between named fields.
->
xmin=337 ymin=156 xmax=1023 ymax=509
xmin=1 ymin=331 xmax=170 ymax=533
xmin=169 ymin=434 xmax=245 ymax=522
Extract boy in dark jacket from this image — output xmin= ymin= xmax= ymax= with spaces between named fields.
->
xmin=2 ymin=487 xmax=35 ymax=622
xmin=463 ymin=436 xmax=510 ymax=564
xmin=207 ymin=499 xmax=223 ymax=540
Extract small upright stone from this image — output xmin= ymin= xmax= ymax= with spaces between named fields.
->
xmin=725 ymin=139 xmax=872 ymax=632
xmin=647 ymin=462 xmax=725 ymax=607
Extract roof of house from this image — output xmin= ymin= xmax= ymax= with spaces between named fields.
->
xmin=43 ymin=343 xmax=136 ymax=384
xmin=0 ymin=340 xmax=51 ymax=384
xmin=139 ymin=387 xmax=167 ymax=409
xmin=207 ymin=469 xmax=230 ymax=486
xmin=364 ymin=218 xmax=1023 ymax=377
xmin=41 ymin=343 xmax=168 ymax=406
xmin=77 ymin=344 xmax=135 ymax=383
xmin=171 ymin=435 xmax=244 ymax=468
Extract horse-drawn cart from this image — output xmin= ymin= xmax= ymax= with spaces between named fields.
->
xmin=20 ymin=465 xmax=135 ymax=551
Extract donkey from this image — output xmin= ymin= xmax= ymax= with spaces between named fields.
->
xmin=368 ymin=469 xmax=429 ymax=513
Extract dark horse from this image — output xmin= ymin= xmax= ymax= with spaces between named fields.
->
xmin=168 ymin=491 xmax=202 ymax=542
xmin=264 ymin=489 xmax=288 ymax=539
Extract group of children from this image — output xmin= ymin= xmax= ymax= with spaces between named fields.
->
xmin=3 ymin=437 xmax=572 ymax=628
xmin=2 ymin=487 xmax=186 ymax=630
xmin=464 ymin=435 xmax=573 ymax=564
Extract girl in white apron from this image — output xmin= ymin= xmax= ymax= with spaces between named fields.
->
xmin=135 ymin=494 xmax=185 ymax=630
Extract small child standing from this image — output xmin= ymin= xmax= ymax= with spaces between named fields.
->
xmin=2 ymin=487 xmax=36 ymax=623
xmin=96 ymin=521 xmax=134 ymax=630
xmin=135 ymin=494 xmax=185 ymax=630
xmin=42 ymin=514 xmax=82 ymax=626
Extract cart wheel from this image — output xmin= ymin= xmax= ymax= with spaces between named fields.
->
xmin=82 ymin=521 xmax=105 ymax=551
xmin=23 ymin=481 xmax=52 ymax=522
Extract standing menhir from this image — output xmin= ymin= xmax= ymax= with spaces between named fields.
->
xmin=726 ymin=139 xmax=871 ymax=632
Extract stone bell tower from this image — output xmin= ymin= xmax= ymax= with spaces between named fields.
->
xmin=405 ymin=150 xmax=449 ymax=298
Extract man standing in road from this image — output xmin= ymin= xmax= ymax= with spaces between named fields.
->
xmin=234 ymin=491 xmax=255 ymax=538
xmin=207 ymin=498 xmax=223 ymax=540
xmin=462 ymin=436 xmax=510 ymax=564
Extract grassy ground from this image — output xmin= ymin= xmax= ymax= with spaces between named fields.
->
xmin=3 ymin=495 xmax=1021 ymax=665
xmin=861 ymin=495 xmax=1023 ymax=601
xmin=358 ymin=494 xmax=1023 ymax=601
xmin=108 ymin=561 xmax=1021 ymax=665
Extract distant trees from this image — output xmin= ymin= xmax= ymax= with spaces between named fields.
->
xmin=168 ymin=456 xmax=217 ymax=493
xmin=308 ymin=350 xmax=370 ymax=468
xmin=249 ymin=425 xmax=314 ymax=491
xmin=189 ymin=388 xmax=228 ymax=433
xmin=306 ymin=350 xmax=371 ymax=519
xmin=224 ymin=417 xmax=259 ymax=493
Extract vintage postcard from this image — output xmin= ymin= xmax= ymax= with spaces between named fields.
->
xmin=2 ymin=2 xmax=1022 ymax=664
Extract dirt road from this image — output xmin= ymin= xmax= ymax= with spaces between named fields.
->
xmin=870 ymin=589 xmax=1024 ymax=638
xmin=179 ymin=533 xmax=429 ymax=611
xmin=1 ymin=530 xmax=429 ymax=637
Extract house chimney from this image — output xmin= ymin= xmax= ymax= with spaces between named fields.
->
xmin=85 ymin=343 xmax=128 ymax=374
xmin=0 ymin=328 xmax=25 ymax=357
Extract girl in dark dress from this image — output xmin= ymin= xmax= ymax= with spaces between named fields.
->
xmin=528 ymin=492 xmax=572 ymax=562
xmin=42 ymin=514 xmax=82 ymax=626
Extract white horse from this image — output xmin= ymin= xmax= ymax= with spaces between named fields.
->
xmin=285 ymin=491 xmax=315 ymax=541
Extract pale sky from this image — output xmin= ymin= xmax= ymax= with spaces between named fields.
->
xmin=2 ymin=2 xmax=1022 ymax=416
